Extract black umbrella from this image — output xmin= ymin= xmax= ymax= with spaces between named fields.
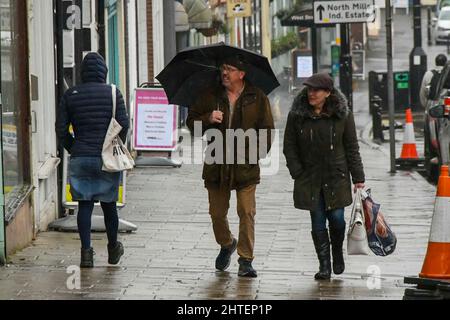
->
xmin=156 ymin=42 xmax=280 ymax=106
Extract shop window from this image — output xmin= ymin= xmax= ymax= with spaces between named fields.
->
xmin=0 ymin=0 xmax=30 ymax=210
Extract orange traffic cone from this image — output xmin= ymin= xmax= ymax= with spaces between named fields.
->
xmin=419 ymin=165 xmax=450 ymax=279
xmin=400 ymin=108 xmax=419 ymax=159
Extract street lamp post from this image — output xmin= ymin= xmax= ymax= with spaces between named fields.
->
xmin=339 ymin=23 xmax=353 ymax=111
xmin=386 ymin=0 xmax=396 ymax=173
xmin=410 ymin=0 xmax=427 ymax=110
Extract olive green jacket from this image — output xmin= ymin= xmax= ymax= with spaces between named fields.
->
xmin=187 ymin=82 xmax=275 ymax=190
xmin=283 ymin=88 xmax=365 ymax=211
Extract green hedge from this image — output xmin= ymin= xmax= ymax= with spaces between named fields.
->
xmin=271 ymin=31 xmax=298 ymax=58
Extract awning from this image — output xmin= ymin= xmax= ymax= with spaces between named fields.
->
xmin=175 ymin=1 xmax=190 ymax=32
xmin=183 ymin=0 xmax=212 ymax=29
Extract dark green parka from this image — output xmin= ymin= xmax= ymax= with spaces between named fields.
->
xmin=283 ymin=88 xmax=365 ymax=211
xmin=187 ymin=82 xmax=275 ymax=190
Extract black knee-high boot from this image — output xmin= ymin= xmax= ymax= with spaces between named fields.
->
xmin=311 ymin=230 xmax=331 ymax=280
xmin=329 ymin=226 xmax=346 ymax=275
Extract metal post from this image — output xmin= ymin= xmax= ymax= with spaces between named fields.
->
xmin=339 ymin=23 xmax=353 ymax=111
xmin=312 ymin=28 xmax=318 ymax=74
xmin=163 ymin=0 xmax=176 ymax=64
xmin=428 ymin=7 xmax=432 ymax=46
xmin=386 ymin=0 xmax=396 ymax=173
xmin=409 ymin=0 xmax=427 ymax=110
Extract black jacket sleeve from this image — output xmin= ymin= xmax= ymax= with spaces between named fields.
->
xmin=115 ymin=88 xmax=130 ymax=143
xmin=343 ymin=111 xmax=365 ymax=184
xmin=55 ymin=93 xmax=74 ymax=153
xmin=283 ymin=111 xmax=303 ymax=179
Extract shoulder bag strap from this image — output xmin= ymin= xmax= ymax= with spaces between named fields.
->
xmin=111 ymin=84 xmax=117 ymax=119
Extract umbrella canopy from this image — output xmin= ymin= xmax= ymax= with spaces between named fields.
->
xmin=156 ymin=42 xmax=280 ymax=106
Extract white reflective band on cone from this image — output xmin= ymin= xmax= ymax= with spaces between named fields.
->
xmin=429 ymin=197 xmax=450 ymax=243
xmin=403 ymin=123 xmax=416 ymax=144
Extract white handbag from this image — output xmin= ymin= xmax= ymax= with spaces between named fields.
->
xmin=347 ymin=189 xmax=370 ymax=255
xmin=101 ymin=85 xmax=135 ymax=172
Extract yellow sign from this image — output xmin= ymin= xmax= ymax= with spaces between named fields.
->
xmin=227 ymin=0 xmax=252 ymax=18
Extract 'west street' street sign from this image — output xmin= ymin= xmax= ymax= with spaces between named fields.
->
xmin=313 ymin=0 xmax=375 ymax=24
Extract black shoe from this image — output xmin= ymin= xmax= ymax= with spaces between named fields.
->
xmin=215 ymin=238 xmax=237 ymax=271
xmin=311 ymin=230 xmax=331 ymax=280
xmin=108 ymin=241 xmax=124 ymax=265
xmin=80 ymin=247 xmax=94 ymax=268
xmin=330 ymin=226 xmax=346 ymax=275
xmin=238 ymin=258 xmax=258 ymax=278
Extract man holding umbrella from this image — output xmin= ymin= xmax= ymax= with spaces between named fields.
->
xmin=186 ymin=56 xmax=275 ymax=278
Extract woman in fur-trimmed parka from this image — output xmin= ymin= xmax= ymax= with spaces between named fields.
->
xmin=283 ymin=73 xmax=365 ymax=280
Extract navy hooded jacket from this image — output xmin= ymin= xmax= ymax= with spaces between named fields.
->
xmin=56 ymin=52 xmax=129 ymax=158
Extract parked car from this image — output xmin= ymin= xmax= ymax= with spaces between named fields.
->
xmin=423 ymin=61 xmax=450 ymax=183
xmin=432 ymin=6 xmax=450 ymax=45
xmin=436 ymin=0 xmax=450 ymax=18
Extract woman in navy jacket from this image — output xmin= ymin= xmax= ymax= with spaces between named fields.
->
xmin=56 ymin=52 xmax=129 ymax=268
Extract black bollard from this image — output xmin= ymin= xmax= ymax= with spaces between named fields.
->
xmin=372 ymin=95 xmax=384 ymax=143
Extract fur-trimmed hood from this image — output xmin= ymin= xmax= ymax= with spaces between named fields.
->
xmin=290 ymin=87 xmax=349 ymax=119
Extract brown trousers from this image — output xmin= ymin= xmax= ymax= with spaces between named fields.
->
xmin=207 ymin=185 xmax=257 ymax=261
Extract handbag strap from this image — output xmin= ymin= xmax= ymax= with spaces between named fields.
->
xmin=355 ymin=189 xmax=366 ymax=224
xmin=350 ymin=189 xmax=363 ymax=225
xmin=111 ymin=84 xmax=117 ymax=119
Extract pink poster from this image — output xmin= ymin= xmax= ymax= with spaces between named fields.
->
xmin=133 ymin=88 xmax=178 ymax=151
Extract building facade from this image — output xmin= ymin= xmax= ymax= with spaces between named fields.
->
xmin=0 ymin=0 xmax=146 ymax=262
xmin=0 ymin=0 xmax=276 ymax=263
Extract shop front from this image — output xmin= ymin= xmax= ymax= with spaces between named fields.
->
xmin=0 ymin=0 xmax=33 ymax=259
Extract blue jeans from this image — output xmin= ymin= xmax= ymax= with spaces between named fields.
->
xmin=310 ymin=192 xmax=345 ymax=232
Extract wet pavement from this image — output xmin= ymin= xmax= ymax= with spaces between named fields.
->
xmin=0 ymin=10 xmax=443 ymax=300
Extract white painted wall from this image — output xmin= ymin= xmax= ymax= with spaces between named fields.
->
xmin=127 ymin=0 xmax=138 ymax=92
xmin=153 ymin=0 xmax=165 ymax=81
xmin=27 ymin=0 xmax=59 ymax=232
xmin=137 ymin=0 xmax=148 ymax=85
